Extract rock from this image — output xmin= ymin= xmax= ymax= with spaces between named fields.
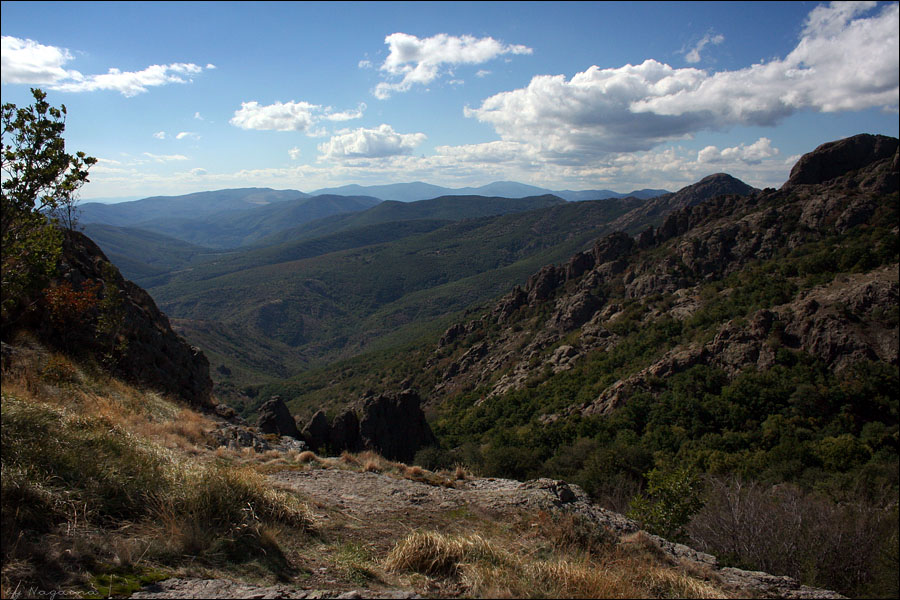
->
xmin=302 ymin=410 xmax=332 ymax=452
xmin=552 ymin=290 xmax=603 ymax=331
xmin=525 ymin=264 xmax=562 ymax=303
xmin=330 ymin=409 xmax=362 ymax=453
xmin=783 ymin=133 xmax=898 ymax=188
xmin=358 ymin=389 xmax=437 ymax=463
xmin=591 ymin=231 xmax=635 ymax=265
xmin=257 ymin=395 xmax=302 ymax=439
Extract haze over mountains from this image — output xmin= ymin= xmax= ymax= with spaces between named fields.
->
xmin=76 ymin=171 xmax=751 ymax=392
xmin=77 ymin=181 xmax=669 ymax=243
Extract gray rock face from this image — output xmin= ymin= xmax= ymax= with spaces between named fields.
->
xmin=257 ymin=395 xmax=302 ymax=439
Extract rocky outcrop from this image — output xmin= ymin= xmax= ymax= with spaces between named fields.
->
xmin=329 ymin=409 xmax=363 ymax=453
xmin=783 ymin=133 xmax=898 ymax=188
xmin=15 ymin=230 xmax=213 ymax=407
xmin=428 ymin=133 xmax=898 ymax=409
xmin=301 ymin=390 xmax=437 ymax=462
xmin=358 ymin=390 xmax=438 ymax=462
xmin=257 ymin=395 xmax=303 ymax=439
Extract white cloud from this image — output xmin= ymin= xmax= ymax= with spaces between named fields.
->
xmin=175 ymin=131 xmax=199 ymax=140
xmin=193 ymin=112 xmax=204 ymax=120
xmin=142 ymin=152 xmax=188 ymax=162
xmin=475 ymin=69 xmax=492 ymax=78
xmin=0 ymin=36 xmax=79 ymax=84
xmin=1 ymin=36 xmax=211 ymax=96
xmin=189 ymin=167 xmax=207 ymax=176
xmin=230 ymin=100 xmax=320 ymax=132
xmin=205 ymin=63 xmax=216 ymax=70
xmin=358 ymin=59 xmax=373 ymax=69
xmin=288 ymin=146 xmax=301 ymax=160
xmin=374 ymin=33 xmax=532 ymax=98
xmin=697 ymin=137 xmax=779 ymax=164
xmin=153 ymin=131 xmax=167 ymax=140
xmin=230 ymin=100 xmax=364 ymax=132
xmin=684 ymin=32 xmax=725 ymax=63
xmin=466 ymin=2 xmax=898 ymax=161
xmin=317 ymin=124 xmax=426 ymax=160
xmin=323 ymin=103 xmax=367 ymax=121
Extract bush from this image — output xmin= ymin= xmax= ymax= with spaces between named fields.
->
xmin=628 ymin=466 xmax=704 ymax=543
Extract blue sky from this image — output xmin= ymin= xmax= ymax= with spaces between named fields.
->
xmin=2 ymin=1 xmax=898 ymax=200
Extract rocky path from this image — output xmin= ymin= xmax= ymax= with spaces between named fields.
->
xmin=132 ymin=468 xmax=844 ymax=599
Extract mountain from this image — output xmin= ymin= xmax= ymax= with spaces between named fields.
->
xmin=238 ymin=193 xmax=567 ymax=247
xmin=296 ymin=133 xmax=893 ymax=597
xmin=144 ymin=195 xmax=643 ymax=384
xmin=311 ymin=181 xmax=670 ymax=202
xmin=3 ymin=134 xmax=892 ymax=600
xmin=80 ymin=223 xmax=220 ymax=286
xmin=78 ymin=187 xmax=308 ymax=227
xmin=130 ymin=194 xmax=383 ymax=249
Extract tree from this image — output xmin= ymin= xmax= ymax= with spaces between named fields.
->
xmin=1 ymin=88 xmax=96 ymax=322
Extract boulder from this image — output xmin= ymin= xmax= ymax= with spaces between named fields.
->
xmin=330 ymin=409 xmax=363 ymax=453
xmin=257 ymin=395 xmax=302 ymax=439
xmin=301 ymin=409 xmax=332 ymax=452
xmin=358 ymin=389 xmax=437 ymax=463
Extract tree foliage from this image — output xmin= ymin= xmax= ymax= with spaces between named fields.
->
xmin=1 ymin=88 xmax=96 ymax=321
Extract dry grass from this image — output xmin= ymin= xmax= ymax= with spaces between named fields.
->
xmin=297 ymin=450 xmax=318 ymax=463
xmin=384 ymin=529 xmax=732 ymax=599
xmin=1 ymin=342 xmax=315 ymax=594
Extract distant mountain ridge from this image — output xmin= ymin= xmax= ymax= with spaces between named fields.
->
xmin=311 ymin=181 xmax=668 ymax=202
xmin=79 ymin=188 xmax=308 ymax=227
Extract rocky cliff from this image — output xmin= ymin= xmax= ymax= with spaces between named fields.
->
xmin=427 ymin=134 xmax=898 ymax=411
xmin=10 ymin=230 xmax=213 ymax=407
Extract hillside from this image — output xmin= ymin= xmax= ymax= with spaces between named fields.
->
xmin=5 ymin=129 xmax=891 ymax=599
xmin=146 ymin=196 xmax=644 ymax=385
xmin=1 ymin=224 xmax=845 ymax=600
xmin=80 ymin=223 xmax=221 ymax=286
xmin=251 ymin=134 xmax=898 ymax=598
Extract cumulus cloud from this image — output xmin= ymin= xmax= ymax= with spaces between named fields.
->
xmin=697 ymin=137 xmax=779 ymax=164
xmin=1 ymin=35 xmax=211 ymax=96
xmin=153 ymin=131 xmax=166 ymax=140
xmin=466 ymin=2 xmax=898 ymax=160
xmin=684 ymin=32 xmax=725 ymax=63
xmin=175 ymin=131 xmax=199 ymax=140
xmin=230 ymin=100 xmax=364 ymax=132
xmin=288 ymin=146 xmax=301 ymax=160
xmin=373 ymin=33 xmax=532 ymax=98
xmin=1 ymin=36 xmax=79 ymax=84
xmin=317 ymin=124 xmax=426 ymax=160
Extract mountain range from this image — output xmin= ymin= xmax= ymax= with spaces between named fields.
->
xmin=5 ymin=133 xmax=897 ymax=599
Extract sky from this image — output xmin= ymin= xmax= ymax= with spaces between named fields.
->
xmin=1 ymin=1 xmax=898 ymax=201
